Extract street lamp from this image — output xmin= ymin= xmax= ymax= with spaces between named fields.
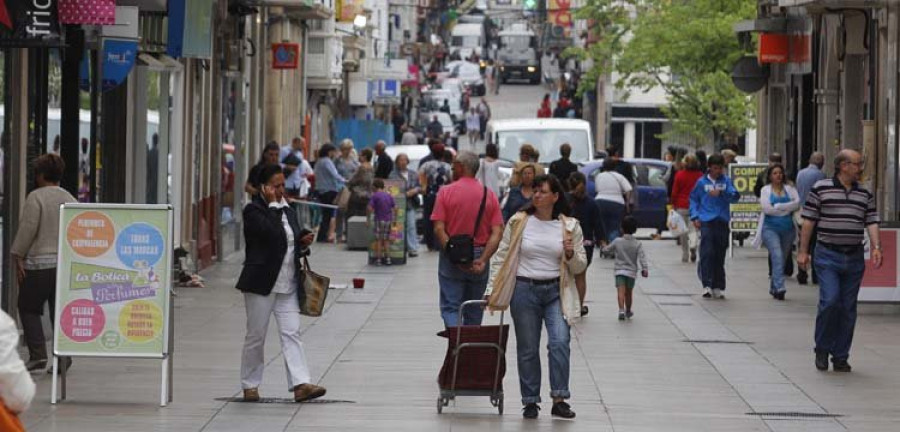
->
xmin=353 ymin=14 xmax=367 ymax=30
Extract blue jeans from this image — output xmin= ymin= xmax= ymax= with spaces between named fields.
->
xmin=405 ymin=207 xmax=419 ymax=252
xmin=813 ymin=245 xmax=865 ymax=361
xmin=509 ymin=279 xmax=571 ymax=404
xmin=761 ymin=226 xmax=795 ymax=294
xmin=699 ymin=220 xmax=729 ymax=290
xmin=438 ymin=247 xmax=489 ymax=327
xmin=596 ymin=199 xmax=625 ymax=243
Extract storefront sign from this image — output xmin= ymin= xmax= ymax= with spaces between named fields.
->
xmin=54 ymin=204 xmax=172 ymax=358
xmin=367 ymin=79 xmax=401 ymax=104
xmin=548 ymin=0 xmax=572 ymax=29
xmin=728 ymin=163 xmax=767 ymax=232
xmin=337 ymin=0 xmax=365 ymax=23
xmin=102 ymin=38 xmax=138 ymax=92
xmin=859 ymin=228 xmax=900 ymax=303
xmin=59 ymin=0 xmax=116 ymax=25
xmin=272 ymin=43 xmax=300 ymax=69
xmin=167 ymin=0 xmax=214 ymax=59
xmin=759 ymin=33 xmax=789 ymax=63
xmin=0 ymin=0 xmax=61 ymax=47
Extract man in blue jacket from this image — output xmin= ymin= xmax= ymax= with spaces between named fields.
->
xmin=690 ymin=154 xmax=740 ymax=299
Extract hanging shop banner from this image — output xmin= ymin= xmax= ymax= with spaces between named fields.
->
xmin=337 ymin=0 xmax=365 ymax=23
xmin=548 ymin=0 xmax=572 ymax=29
xmin=59 ymin=0 xmax=116 ymax=25
xmin=272 ymin=43 xmax=300 ymax=69
xmin=101 ymin=38 xmax=139 ymax=92
xmin=167 ymin=0 xmax=214 ymax=59
xmin=859 ymin=228 xmax=900 ymax=303
xmin=367 ymin=180 xmax=407 ymax=265
xmin=728 ymin=163 xmax=768 ymax=232
xmin=0 ymin=0 xmax=61 ymax=47
xmin=54 ymin=204 xmax=173 ymax=358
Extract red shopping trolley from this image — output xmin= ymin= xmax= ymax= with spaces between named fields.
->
xmin=436 ymin=300 xmax=509 ymax=414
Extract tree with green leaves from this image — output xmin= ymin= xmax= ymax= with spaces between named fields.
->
xmin=568 ymin=0 xmax=757 ymax=148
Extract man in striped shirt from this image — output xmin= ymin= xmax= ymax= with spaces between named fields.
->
xmin=798 ymin=149 xmax=882 ymax=373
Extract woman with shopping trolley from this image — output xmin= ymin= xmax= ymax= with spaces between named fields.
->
xmin=486 ymin=174 xmax=587 ymax=420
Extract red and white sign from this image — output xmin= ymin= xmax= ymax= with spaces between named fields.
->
xmin=272 ymin=43 xmax=300 ymax=70
xmin=860 ymin=228 xmax=900 ymax=302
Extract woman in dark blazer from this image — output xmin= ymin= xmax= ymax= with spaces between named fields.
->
xmin=236 ymin=164 xmax=326 ymax=403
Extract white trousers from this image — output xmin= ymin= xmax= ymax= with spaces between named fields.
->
xmin=241 ymin=292 xmax=311 ymax=391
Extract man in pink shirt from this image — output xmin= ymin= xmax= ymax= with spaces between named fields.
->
xmin=432 ymin=151 xmax=504 ymax=327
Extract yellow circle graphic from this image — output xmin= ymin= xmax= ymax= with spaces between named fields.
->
xmin=118 ymin=300 xmax=162 ymax=343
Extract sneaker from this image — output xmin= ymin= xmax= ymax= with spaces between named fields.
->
xmin=580 ymin=305 xmax=589 ymax=316
xmin=522 ymin=403 xmax=540 ymax=419
xmin=551 ymin=401 xmax=576 ymax=419
xmin=408 ymin=250 xmax=418 ymax=257
xmin=25 ymin=359 xmax=47 ymax=372
xmin=815 ymin=350 xmax=829 ymax=371
xmin=385 ymin=258 xmax=392 ymax=266
xmin=797 ymin=271 xmax=808 ymax=285
xmin=293 ymin=383 xmax=327 ymax=402
xmin=775 ymin=291 xmax=785 ymax=301
xmin=832 ymin=358 xmax=852 ymax=372
xmin=618 ymin=311 xmax=626 ymax=321
xmin=625 ymin=310 xmax=634 ymax=319
xmin=712 ymin=289 xmax=725 ymax=299
xmin=373 ymin=259 xmax=382 ymax=266
xmin=702 ymin=287 xmax=712 ymax=298
xmin=690 ymin=249 xmax=697 ymax=263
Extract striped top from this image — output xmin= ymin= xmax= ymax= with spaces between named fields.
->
xmin=800 ymin=177 xmax=879 ymax=246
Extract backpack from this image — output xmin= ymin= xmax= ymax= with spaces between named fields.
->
xmin=427 ymin=163 xmax=449 ymax=197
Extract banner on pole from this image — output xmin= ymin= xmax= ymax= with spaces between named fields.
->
xmin=54 ymin=204 xmax=173 ymax=358
xmin=728 ymin=163 xmax=767 ymax=232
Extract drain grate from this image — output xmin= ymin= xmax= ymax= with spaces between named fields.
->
xmin=684 ymin=339 xmax=752 ymax=344
xmin=747 ymin=411 xmax=842 ymax=419
xmin=216 ymin=397 xmax=355 ymax=404
xmin=644 ymin=292 xmax=693 ymax=297
xmin=658 ymin=302 xmax=693 ymax=306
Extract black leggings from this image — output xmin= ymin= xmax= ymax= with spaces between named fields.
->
xmin=316 ymin=191 xmax=338 ymax=242
xmin=18 ymin=268 xmax=57 ymax=360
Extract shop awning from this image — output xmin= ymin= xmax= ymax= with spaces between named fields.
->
xmin=779 ymin=0 xmax=888 ymax=8
xmin=245 ymin=0 xmax=333 ymax=20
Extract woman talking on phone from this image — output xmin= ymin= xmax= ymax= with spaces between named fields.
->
xmin=236 ymin=164 xmax=326 ymax=403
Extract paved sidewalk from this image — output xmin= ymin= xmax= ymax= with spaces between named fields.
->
xmin=19 ymin=239 xmax=900 ymax=431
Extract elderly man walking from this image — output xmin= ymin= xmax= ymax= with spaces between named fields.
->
xmin=798 ymin=149 xmax=881 ymax=373
xmin=795 ymin=152 xmax=826 ymax=285
xmin=432 ymin=151 xmax=504 ymax=327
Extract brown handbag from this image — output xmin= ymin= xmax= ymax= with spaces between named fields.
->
xmin=297 ymin=256 xmax=329 ymax=317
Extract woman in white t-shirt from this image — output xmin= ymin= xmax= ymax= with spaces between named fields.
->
xmin=593 ymin=158 xmax=633 ymax=245
xmin=486 ymin=174 xmax=587 ymax=420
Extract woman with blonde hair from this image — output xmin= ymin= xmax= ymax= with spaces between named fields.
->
xmin=509 ymin=144 xmax=545 ymax=188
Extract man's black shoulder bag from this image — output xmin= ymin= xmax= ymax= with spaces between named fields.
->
xmin=445 ymin=186 xmax=487 ymax=265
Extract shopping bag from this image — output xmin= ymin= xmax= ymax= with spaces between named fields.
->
xmin=335 ymin=188 xmax=351 ymax=211
xmin=298 ymin=256 xmax=329 ymax=317
xmin=667 ymin=209 xmax=687 ymax=236
xmin=0 ymin=402 xmax=24 ymax=432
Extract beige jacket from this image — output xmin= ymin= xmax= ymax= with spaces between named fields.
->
xmin=486 ymin=212 xmax=587 ymax=325
xmin=10 ymin=186 xmax=77 ymax=269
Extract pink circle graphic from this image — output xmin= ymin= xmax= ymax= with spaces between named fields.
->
xmin=60 ymin=299 xmax=106 ymax=343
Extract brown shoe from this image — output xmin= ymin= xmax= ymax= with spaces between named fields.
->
xmin=293 ymin=383 xmax=326 ymax=402
xmin=243 ymin=388 xmax=260 ymax=402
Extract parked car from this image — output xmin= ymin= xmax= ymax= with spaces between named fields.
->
xmin=439 ymin=61 xmax=485 ymax=96
xmin=579 ymin=158 xmax=671 ymax=232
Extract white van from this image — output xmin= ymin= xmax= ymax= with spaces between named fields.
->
xmin=450 ymin=23 xmax=484 ymax=60
xmin=486 ymin=118 xmax=594 ymax=165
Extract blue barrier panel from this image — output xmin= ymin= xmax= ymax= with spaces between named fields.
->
xmin=333 ymin=119 xmax=394 ymax=149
